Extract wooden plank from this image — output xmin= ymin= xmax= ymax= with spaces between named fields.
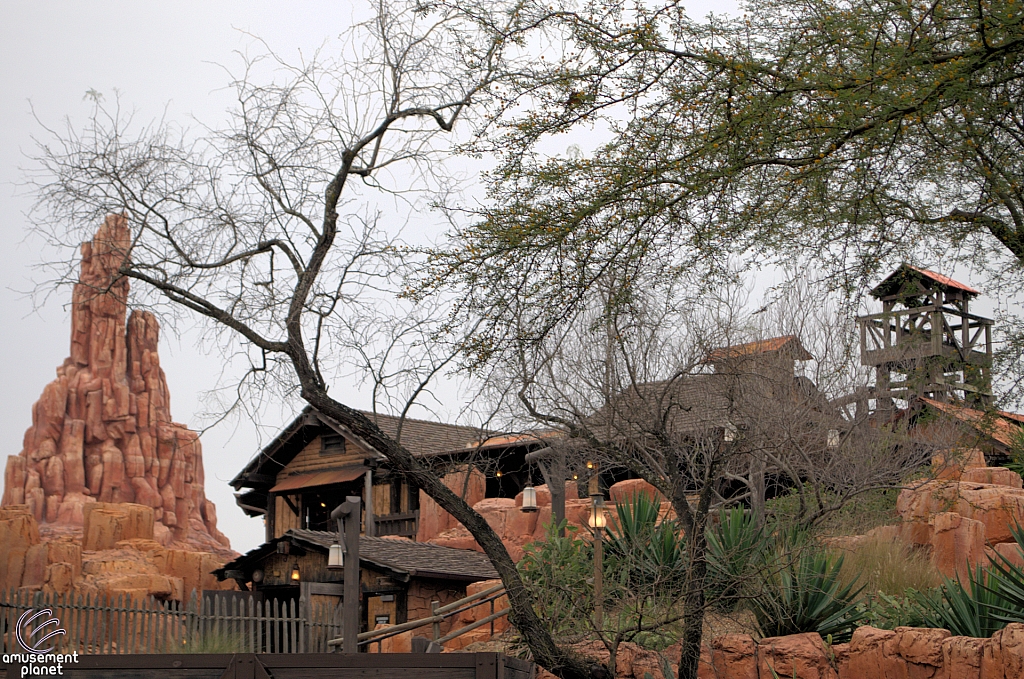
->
xmin=476 ymin=653 xmax=497 ymax=679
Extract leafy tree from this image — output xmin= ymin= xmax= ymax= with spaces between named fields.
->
xmin=432 ymin=0 xmax=1024 ymax=357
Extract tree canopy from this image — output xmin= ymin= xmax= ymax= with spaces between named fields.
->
xmin=433 ymin=0 xmax=1024 ymax=361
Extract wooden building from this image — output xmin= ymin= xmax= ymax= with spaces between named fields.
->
xmin=213 ymin=529 xmax=498 ymax=639
xmin=230 ymin=406 xmax=526 ymax=543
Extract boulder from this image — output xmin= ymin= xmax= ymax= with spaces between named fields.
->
xmin=707 ymin=634 xmax=758 ymax=679
xmin=845 ymin=626 xmax=897 ymax=679
xmin=943 ymin=635 xmax=985 ymax=679
xmin=930 ymin=512 xmax=987 ymax=579
xmin=961 ymin=467 xmax=1024 ymax=489
xmin=757 ymin=632 xmax=837 ymax=679
xmin=933 ymin=449 xmax=988 ymax=480
xmin=609 ymin=479 xmax=665 ymax=504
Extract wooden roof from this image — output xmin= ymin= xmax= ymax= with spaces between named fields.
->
xmin=216 ymin=529 xmax=499 ymax=583
xmin=231 ymin=406 xmax=493 ymax=490
xmin=706 ymin=335 xmax=812 ymax=362
xmin=919 ymin=397 xmax=1020 ymax=448
xmin=870 ymin=264 xmax=980 ymax=299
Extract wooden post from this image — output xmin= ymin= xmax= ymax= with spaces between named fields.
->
xmin=364 ymin=466 xmax=376 ymax=537
xmin=431 ymin=601 xmax=441 ymax=641
xmin=331 ymin=496 xmax=362 ymax=653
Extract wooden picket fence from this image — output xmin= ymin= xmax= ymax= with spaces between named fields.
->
xmin=0 ymin=589 xmax=343 ymax=654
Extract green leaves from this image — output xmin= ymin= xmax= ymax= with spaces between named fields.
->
xmin=913 ymin=523 xmax=1024 ymax=637
xmin=748 ymin=542 xmax=865 ymax=643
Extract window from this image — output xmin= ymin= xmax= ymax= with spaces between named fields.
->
xmin=320 ymin=434 xmax=346 ymax=456
xmin=827 ymin=429 xmax=841 ymax=449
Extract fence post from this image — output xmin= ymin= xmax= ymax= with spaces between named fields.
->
xmin=299 ymin=588 xmax=308 ymax=654
xmin=431 ymin=601 xmax=441 ymax=641
xmin=186 ymin=590 xmax=198 ymax=651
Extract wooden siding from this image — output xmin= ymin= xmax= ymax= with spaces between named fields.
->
xmin=279 ymin=435 xmax=371 ymax=478
xmin=258 ymin=552 xmax=344 ymax=589
xmin=274 ymin=496 xmax=302 ymax=540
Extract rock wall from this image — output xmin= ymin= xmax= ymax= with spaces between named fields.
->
xmin=897 ymin=449 xmax=1024 ymax=579
xmin=0 ymin=504 xmax=232 ymax=600
xmin=525 ymin=625 xmax=1024 ymax=679
xmin=1 ymin=215 xmax=230 ymax=556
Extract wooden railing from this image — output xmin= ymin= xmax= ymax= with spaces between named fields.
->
xmin=0 ymin=589 xmax=340 ymax=654
xmin=375 ymin=511 xmax=418 ymax=538
xmin=327 ymin=583 xmax=509 ymax=651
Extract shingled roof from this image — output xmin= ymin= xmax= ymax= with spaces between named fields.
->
xmin=215 ymin=529 xmax=499 ymax=582
xmin=870 ymin=264 xmax=980 ymax=299
xmin=919 ymin=397 xmax=1020 ymax=449
xmin=231 ymin=406 xmax=493 ymax=489
xmin=706 ymin=335 xmax=812 ymax=362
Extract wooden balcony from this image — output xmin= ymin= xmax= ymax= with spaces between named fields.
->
xmin=375 ymin=511 xmax=418 ymax=539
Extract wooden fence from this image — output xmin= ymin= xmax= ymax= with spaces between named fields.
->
xmin=0 ymin=589 xmax=343 ymax=654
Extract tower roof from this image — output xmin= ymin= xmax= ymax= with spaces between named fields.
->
xmin=870 ymin=264 xmax=980 ymax=300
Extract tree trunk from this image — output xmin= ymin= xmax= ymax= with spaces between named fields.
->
xmin=301 ymin=388 xmax=592 ymax=679
xmin=677 ymin=520 xmax=708 ymax=679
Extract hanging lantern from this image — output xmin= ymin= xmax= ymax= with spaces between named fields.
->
xmin=521 ymin=485 xmax=539 ymax=513
xmin=328 ymin=544 xmax=345 ymax=570
xmin=290 ymin=563 xmax=301 ymax=581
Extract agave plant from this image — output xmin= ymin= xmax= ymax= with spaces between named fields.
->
xmin=914 ymin=562 xmax=1023 ymax=638
xmin=748 ymin=542 xmax=864 ymax=642
xmin=971 ymin=522 xmax=1024 ymax=627
xmin=706 ymin=505 xmax=768 ymax=608
xmin=603 ymin=492 xmax=687 ymax=594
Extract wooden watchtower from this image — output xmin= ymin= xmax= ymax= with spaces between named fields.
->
xmin=857 ymin=264 xmax=993 ymax=408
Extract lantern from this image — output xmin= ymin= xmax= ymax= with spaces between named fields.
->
xmin=521 ymin=485 xmax=538 ymax=513
xmin=328 ymin=544 xmax=345 ymax=570
xmin=290 ymin=563 xmax=301 ymax=581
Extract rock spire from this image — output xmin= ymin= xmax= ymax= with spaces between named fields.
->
xmin=2 ymin=215 xmax=230 ymax=553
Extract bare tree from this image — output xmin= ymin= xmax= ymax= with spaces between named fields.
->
xmin=480 ymin=272 xmax=938 ymax=679
xmin=27 ymin=3 xmax=595 ymax=677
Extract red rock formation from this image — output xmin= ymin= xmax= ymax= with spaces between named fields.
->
xmin=1 ymin=215 xmax=230 ymax=556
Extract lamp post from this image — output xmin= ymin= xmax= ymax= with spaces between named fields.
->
xmin=589 ymin=494 xmax=606 ymax=631
xmin=329 ymin=496 xmax=361 ymax=653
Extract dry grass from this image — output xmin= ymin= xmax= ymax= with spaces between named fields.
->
xmin=835 ymin=531 xmax=941 ymax=597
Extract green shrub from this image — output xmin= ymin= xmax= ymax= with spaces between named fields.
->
xmin=859 ymin=592 xmax=932 ymax=630
xmin=749 ymin=538 xmax=864 ymax=643
xmin=518 ymin=521 xmax=595 ymax=633
xmin=914 ymin=564 xmax=1024 ymax=638
xmin=604 ymin=492 xmax=688 ymax=596
xmin=766 ymin=486 xmax=898 ymax=536
xmin=706 ymin=505 xmax=768 ymax=609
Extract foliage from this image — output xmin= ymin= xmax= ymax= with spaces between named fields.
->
xmin=1006 ymin=429 xmax=1024 ymax=480
xmin=517 ymin=521 xmax=595 ymax=634
xmin=914 ymin=564 xmax=1024 ymax=638
xmin=976 ymin=522 xmax=1024 ymax=626
xmin=859 ymin=592 xmax=932 ymax=630
xmin=748 ymin=535 xmax=865 ymax=643
xmin=766 ymin=487 xmax=899 ymax=536
xmin=706 ymin=505 xmax=768 ymax=609
xmin=183 ymin=631 xmax=247 ymax=654
xmin=837 ymin=533 xmax=941 ymax=597
xmin=604 ymin=492 xmax=688 ymax=596
xmin=436 ymin=0 xmax=1024 ymax=353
